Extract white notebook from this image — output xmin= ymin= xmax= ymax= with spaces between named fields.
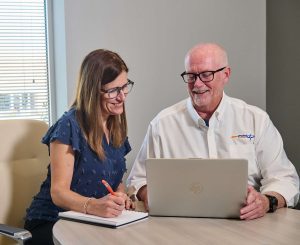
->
xmin=58 ymin=210 xmax=148 ymax=228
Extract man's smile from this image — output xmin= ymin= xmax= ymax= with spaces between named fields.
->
xmin=192 ymin=89 xmax=209 ymax=94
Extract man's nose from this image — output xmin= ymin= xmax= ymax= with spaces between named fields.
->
xmin=194 ymin=76 xmax=205 ymax=86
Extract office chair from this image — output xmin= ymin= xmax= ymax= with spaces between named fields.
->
xmin=0 ymin=119 xmax=49 ymax=245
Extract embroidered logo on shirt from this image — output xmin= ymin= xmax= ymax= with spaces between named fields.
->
xmin=231 ymin=134 xmax=255 ymax=141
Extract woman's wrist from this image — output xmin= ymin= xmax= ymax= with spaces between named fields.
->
xmin=83 ymin=197 xmax=94 ymax=214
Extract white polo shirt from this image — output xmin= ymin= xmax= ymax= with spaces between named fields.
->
xmin=127 ymin=93 xmax=299 ymax=206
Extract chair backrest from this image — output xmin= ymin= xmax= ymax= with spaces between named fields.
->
xmin=0 ymin=119 xmax=49 ymax=244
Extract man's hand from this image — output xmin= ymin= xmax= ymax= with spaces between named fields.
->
xmin=137 ymin=185 xmax=149 ymax=211
xmin=240 ymin=185 xmax=269 ymax=220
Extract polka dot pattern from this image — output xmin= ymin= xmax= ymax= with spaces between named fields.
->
xmin=25 ymin=108 xmax=131 ymax=222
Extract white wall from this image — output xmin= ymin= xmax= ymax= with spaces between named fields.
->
xmin=51 ymin=0 xmax=266 ymax=175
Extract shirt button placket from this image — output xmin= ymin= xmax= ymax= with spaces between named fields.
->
xmin=207 ymin=119 xmax=218 ymax=158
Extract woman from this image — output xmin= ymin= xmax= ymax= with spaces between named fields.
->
xmin=24 ymin=49 xmax=134 ymax=244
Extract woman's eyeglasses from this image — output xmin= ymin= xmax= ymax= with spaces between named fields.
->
xmin=101 ymin=80 xmax=134 ymax=99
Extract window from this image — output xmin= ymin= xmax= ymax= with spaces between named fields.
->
xmin=0 ymin=0 xmax=50 ymax=123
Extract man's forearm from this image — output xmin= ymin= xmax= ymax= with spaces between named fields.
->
xmin=264 ymin=191 xmax=286 ymax=209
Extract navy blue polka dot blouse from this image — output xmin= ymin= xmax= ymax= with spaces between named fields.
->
xmin=25 ymin=108 xmax=131 ymax=222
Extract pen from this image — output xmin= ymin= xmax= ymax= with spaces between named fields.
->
xmin=101 ymin=179 xmax=116 ymax=196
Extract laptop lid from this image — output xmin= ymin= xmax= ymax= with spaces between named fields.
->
xmin=146 ymin=158 xmax=248 ymax=218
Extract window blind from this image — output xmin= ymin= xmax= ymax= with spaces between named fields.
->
xmin=0 ymin=0 xmax=50 ymax=123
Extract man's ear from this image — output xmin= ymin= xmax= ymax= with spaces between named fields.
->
xmin=223 ymin=67 xmax=231 ymax=84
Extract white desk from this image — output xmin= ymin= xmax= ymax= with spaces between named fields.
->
xmin=53 ymin=208 xmax=300 ymax=245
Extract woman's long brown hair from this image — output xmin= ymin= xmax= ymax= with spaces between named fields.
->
xmin=72 ymin=49 xmax=128 ymax=160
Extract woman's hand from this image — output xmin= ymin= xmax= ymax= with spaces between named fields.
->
xmin=115 ymin=182 xmax=135 ymax=210
xmin=114 ymin=191 xmax=135 ymax=210
xmin=87 ymin=194 xmax=125 ymax=218
xmin=87 ymin=192 xmax=136 ymax=217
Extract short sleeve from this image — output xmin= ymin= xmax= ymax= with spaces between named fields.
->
xmin=42 ymin=110 xmax=82 ymax=153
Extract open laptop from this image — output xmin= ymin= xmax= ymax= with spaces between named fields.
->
xmin=146 ymin=158 xmax=248 ymax=218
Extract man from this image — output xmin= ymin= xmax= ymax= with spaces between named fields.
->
xmin=127 ymin=43 xmax=299 ymax=220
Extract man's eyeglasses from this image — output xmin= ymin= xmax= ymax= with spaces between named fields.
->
xmin=180 ymin=67 xmax=226 ymax=84
xmin=101 ymin=80 xmax=134 ymax=99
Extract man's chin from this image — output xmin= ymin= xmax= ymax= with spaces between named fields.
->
xmin=192 ymin=96 xmax=209 ymax=106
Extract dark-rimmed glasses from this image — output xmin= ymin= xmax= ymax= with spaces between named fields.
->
xmin=180 ymin=67 xmax=226 ymax=83
xmin=101 ymin=80 xmax=134 ymax=99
